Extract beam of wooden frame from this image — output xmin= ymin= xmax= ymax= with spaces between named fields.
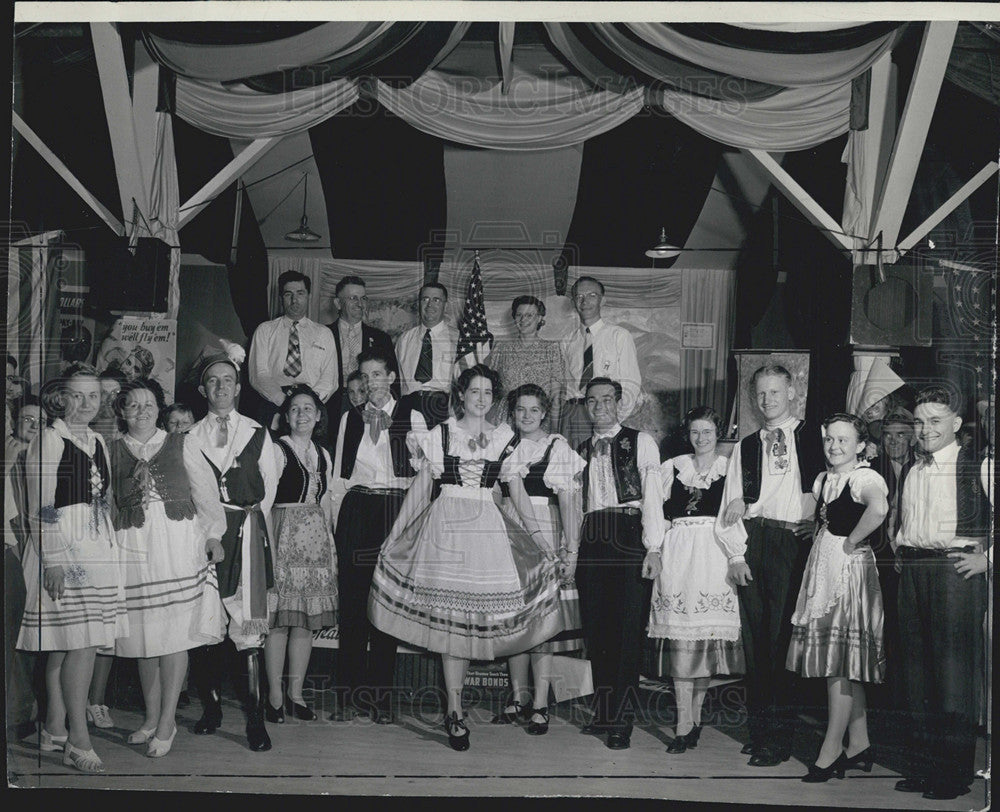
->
xmin=897 ymin=161 xmax=999 ymax=255
xmin=177 ymin=137 xmax=284 ymax=229
xmin=13 ymin=111 xmax=124 ymax=235
xmin=743 ymin=148 xmax=853 ymax=253
xmin=869 ymin=21 xmax=958 ymax=248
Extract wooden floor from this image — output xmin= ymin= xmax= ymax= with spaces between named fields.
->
xmin=7 ymin=686 xmax=989 ymax=808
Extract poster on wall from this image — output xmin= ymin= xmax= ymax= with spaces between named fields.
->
xmin=95 ymin=315 xmax=178 ymax=403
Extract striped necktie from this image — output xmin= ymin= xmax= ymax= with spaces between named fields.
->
xmin=579 ymin=327 xmax=594 ymax=390
xmin=344 ymin=323 xmax=362 ymax=377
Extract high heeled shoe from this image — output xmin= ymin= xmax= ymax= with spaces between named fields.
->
xmin=491 ymin=699 xmax=529 ymax=725
xmin=39 ymin=729 xmax=68 ymax=752
xmin=85 ymin=704 xmax=115 ymax=729
xmin=62 ymin=742 xmax=106 ymax=773
xmin=264 ymin=700 xmax=285 ymax=724
xmin=445 ymin=711 xmax=470 ymax=751
xmin=127 ymin=725 xmax=158 ymax=745
xmin=667 ymin=725 xmax=703 ymax=754
xmin=285 ymin=696 xmax=316 ymax=722
xmin=802 ymin=752 xmax=847 ymax=783
xmin=146 ymin=726 xmax=177 ymax=758
xmin=842 ymin=747 xmax=873 ymax=772
xmin=526 ymin=707 xmax=549 ymax=736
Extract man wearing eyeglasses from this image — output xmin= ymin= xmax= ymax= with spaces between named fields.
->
xmin=393 ymin=282 xmax=456 ymax=429
xmin=559 ymin=277 xmax=641 ymax=450
xmin=248 ymin=270 xmax=338 ymax=429
xmin=325 ymin=276 xmax=399 ymax=447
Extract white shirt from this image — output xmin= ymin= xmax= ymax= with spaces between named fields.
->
xmin=897 ymin=440 xmax=964 ymax=550
xmin=715 ymin=415 xmax=817 ymax=563
xmin=248 ymin=315 xmax=338 ymax=405
xmin=561 ymin=319 xmax=642 ymax=418
xmin=395 ymin=320 xmax=457 ymax=395
xmin=583 ymin=423 xmax=665 ymax=552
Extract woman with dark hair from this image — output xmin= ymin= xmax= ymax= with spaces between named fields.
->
xmin=121 ymin=346 xmax=155 ymax=382
xmin=487 ymin=295 xmax=564 ymax=426
xmin=109 ymin=378 xmax=226 ymax=757
xmin=369 ymin=365 xmax=564 ymax=751
xmin=263 ymin=384 xmax=337 ymax=723
xmin=648 ymin=406 xmax=744 ymax=754
xmin=17 ymin=363 xmax=127 ymax=772
xmin=493 ymin=383 xmax=585 ymax=734
xmin=787 ymin=412 xmax=887 ymax=783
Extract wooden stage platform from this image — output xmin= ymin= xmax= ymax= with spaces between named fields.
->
xmin=6 ymin=681 xmax=989 ymax=808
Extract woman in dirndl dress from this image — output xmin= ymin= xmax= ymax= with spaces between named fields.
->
xmin=648 ymin=406 xmax=744 ymax=754
xmin=109 ymin=378 xmax=226 ymax=757
xmin=493 ymin=384 xmax=585 ymax=735
xmin=17 ymin=363 xmax=127 ymax=773
xmin=368 ymin=365 xmax=564 ymax=751
xmin=263 ymin=385 xmax=338 ymax=724
xmin=787 ymin=412 xmax=888 ymax=783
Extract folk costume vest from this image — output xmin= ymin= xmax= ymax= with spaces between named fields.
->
xmin=109 ymin=432 xmax=196 ymax=530
xmin=275 ymin=440 xmax=328 ymax=504
xmin=339 ymin=400 xmax=419 ymax=480
xmin=579 ymin=427 xmax=642 ymax=513
xmin=54 ymin=437 xmax=110 ymax=509
xmin=740 ymin=419 xmax=824 ymax=504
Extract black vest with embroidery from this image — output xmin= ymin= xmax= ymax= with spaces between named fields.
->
xmin=339 ymin=400 xmax=418 ymax=480
xmin=579 ymin=427 xmax=643 ymax=513
xmin=53 ymin=435 xmax=110 ymax=509
xmin=275 ymin=440 xmax=328 ymax=504
xmin=663 ymin=468 xmax=726 ymax=521
xmin=740 ymin=420 xmax=824 ymax=504
xmin=439 ymin=423 xmax=518 ymax=489
xmin=956 ymin=445 xmax=990 ymax=538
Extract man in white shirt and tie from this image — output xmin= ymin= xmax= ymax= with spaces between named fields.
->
xmin=329 ymin=348 xmax=426 ymax=723
xmin=574 ymin=377 xmax=664 ymax=751
xmin=559 ymin=276 xmax=641 ymax=451
xmin=892 ymin=386 xmax=989 ymax=801
xmin=248 ymin=271 xmax=338 ymax=428
xmin=185 ymin=355 xmax=280 ymax=752
xmin=394 ymin=282 xmax=456 ymax=428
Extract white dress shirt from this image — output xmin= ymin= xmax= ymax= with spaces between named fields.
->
xmin=715 ymin=415 xmax=818 ymax=563
xmin=897 ymin=440 xmax=965 ymax=550
xmin=248 ymin=315 xmax=338 ymax=405
xmin=395 ymin=320 xmax=457 ymax=395
xmin=584 ymin=423 xmax=665 ymax=552
xmin=561 ymin=318 xmax=642 ymax=418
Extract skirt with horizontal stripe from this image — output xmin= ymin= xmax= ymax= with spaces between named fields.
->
xmin=369 ymin=486 xmax=564 ymax=660
xmin=18 ymin=502 xmax=127 ymax=652
xmin=115 ymin=502 xmax=225 ymax=658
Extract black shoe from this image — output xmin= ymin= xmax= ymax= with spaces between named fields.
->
xmin=526 ymin=708 xmax=549 ymax=736
xmin=13 ymin=720 xmax=37 ymax=740
xmin=194 ymin=697 xmax=223 ymax=735
xmin=285 ymin=696 xmax=316 ymax=722
xmin=264 ymin=701 xmax=285 ymax=724
xmin=748 ymin=748 xmax=787 ymax=767
xmin=491 ymin=700 xmax=528 ymax=725
xmin=581 ymin=721 xmax=608 ymax=736
xmin=444 ymin=711 xmax=470 ymax=752
xmin=922 ymin=783 xmax=970 ymax=801
xmin=606 ymin=731 xmax=631 ymax=750
xmin=667 ymin=725 xmax=702 ymax=754
xmin=740 ymin=741 xmax=756 ymax=755
xmin=246 ymin=706 xmax=272 ymax=752
xmin=371 ymin=709 xmax=395 ymax=725
xmin=894 ymin=777 xmax=928 ymax=793
xmin=842 ymin=746 xmax=873 ymax=772
xmin=802 ymin=753 xmax=847 ymax=783
xmin=686 ymin=725 xmax=702 ymax=747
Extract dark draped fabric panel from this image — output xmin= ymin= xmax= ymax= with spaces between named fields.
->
xmin=140 ymin=22 xmax=322 ymax=45
xmin=308 ymin=100 xmax=447 ymax=263
xmin=671 ymin=22 xmax=902 ymax=53
xmin=558 ymin=110 xmax=723 ymax=269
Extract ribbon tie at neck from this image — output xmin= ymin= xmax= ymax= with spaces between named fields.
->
xmin=362 ymin=406 xmax=391 ymax=443
xmin=467 ymin=432 xmax=489 ymax=452
xmin=593 ymin=437 xmax=612 ymax=456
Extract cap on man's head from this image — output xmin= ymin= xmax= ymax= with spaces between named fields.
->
xmin=198 ymin=353 xmax=240 ymax=387
xmin=882 ymin=407 xmax=914 ymax=427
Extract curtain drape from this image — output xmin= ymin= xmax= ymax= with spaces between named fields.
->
xmin=8 ymin=231 xmax=62 ymax=392
xmin=149 ymin=112 xmax=181 ymax=318
xmin=680 ymin=267 xmax=736 ymax=418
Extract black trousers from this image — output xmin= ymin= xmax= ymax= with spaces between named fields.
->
xmin=190 ymin=638 xmax=264 ymax=714
xmin=897 ymin=547 xmax=985 ymax=788
xmin=334 ymin=488 xmax=405 ymax=711
xmin=736 ymin=518 xmax=809 ymax=754
xmin=575 ymin=509 xmax=652 ymax=733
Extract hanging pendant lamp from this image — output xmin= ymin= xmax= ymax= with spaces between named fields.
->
xmin=645 ymin=226 xmax=682 ymax=259
xmin=285 ymin=173 xmax=321 ymax=243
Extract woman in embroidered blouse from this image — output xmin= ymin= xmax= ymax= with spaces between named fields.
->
xmin=786 ymin=413 xmax=888 ymax=783
xmin=487 ymin=296 xmax=564 ymax=427
xmin=647 ymin=406 xmax=744 ymax=754
xmin=109 ymin=378 xmax=226 ymax=757
xmin=369 ymin=365 xmax=564 ymax=752
xmin=263 ymin=385 xmax=337 ymax=724
xmin=493 ymin=384 xmax=585 ymax=735
xmin=16 ymin=363 xmax=126 ymax=773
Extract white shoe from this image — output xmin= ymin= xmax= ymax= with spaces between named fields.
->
xmin=63 ymin=742 xmax=105 ymax=773
xmin=39 ymin=729 xmax=68 ymax=752
xmin=127 ymin=725 xmax=157 ymax=745
xmin=86 ymin=704 xmax=115 ymax=729
xmin=146 ymin=726 xmax=177 ymax=758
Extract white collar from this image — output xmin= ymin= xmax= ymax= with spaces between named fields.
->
xmin=927 ymin=440 xmax=961 ymax=467
xmin=282 ymin=314 xmax=310 ymax=328
xmin=124 ymin=427 xmax=167 ymax=452
xmin=338 ymin=318 xmax=362 ymax=333
xmin=422 ymin=320 xmax=446 ymax=336
xmin=593 ymin=423 xmax=621 ymax=440
xmin=52 ymin=418 xmax=97 ymax=452
xmin=582 ymin=318 xmax=604 ymax=334
xmin=367 ymin=397 xmax=396 ymax=416
xmin=760 ymin=415 xmax=799 ymax=436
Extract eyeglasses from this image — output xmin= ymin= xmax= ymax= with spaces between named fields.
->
xmin=341 ymin=295 xmax=368 ymax=304
xmin=18 ymin=415 xmax=40 ymax=426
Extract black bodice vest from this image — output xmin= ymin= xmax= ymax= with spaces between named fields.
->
xmin=53 ymin=435 xmax=110 ymax=509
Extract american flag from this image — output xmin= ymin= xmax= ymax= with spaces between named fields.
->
xmin=456 ymin=251 xmax=493 ymax=370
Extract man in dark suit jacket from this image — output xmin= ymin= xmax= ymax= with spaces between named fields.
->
xmin=326 ymin=276 xmax=400 ymax=449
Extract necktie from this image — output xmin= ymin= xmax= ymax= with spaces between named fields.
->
xmin=362 ymin=406 xmax=390 ymax=443
xmin=593 ymin=436 xmax=612 ymax=456
xmin=579 ymin=327 xmax=594 ymax=390
xmin=765 ymin=427 xmax=788 ymax=470
xmin=344 ymin=324 xmax=362 ymax=377
xmin=414 ymin=329 xmax=433 ymax=384
xmin=284 ymin=321 xmax=302 ymax=378
xmin=216 ymin=415 xmax=230 ymax=448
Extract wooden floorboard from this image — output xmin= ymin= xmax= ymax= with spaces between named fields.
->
xmin=7 ymin=695 xmax=989 ymax=808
